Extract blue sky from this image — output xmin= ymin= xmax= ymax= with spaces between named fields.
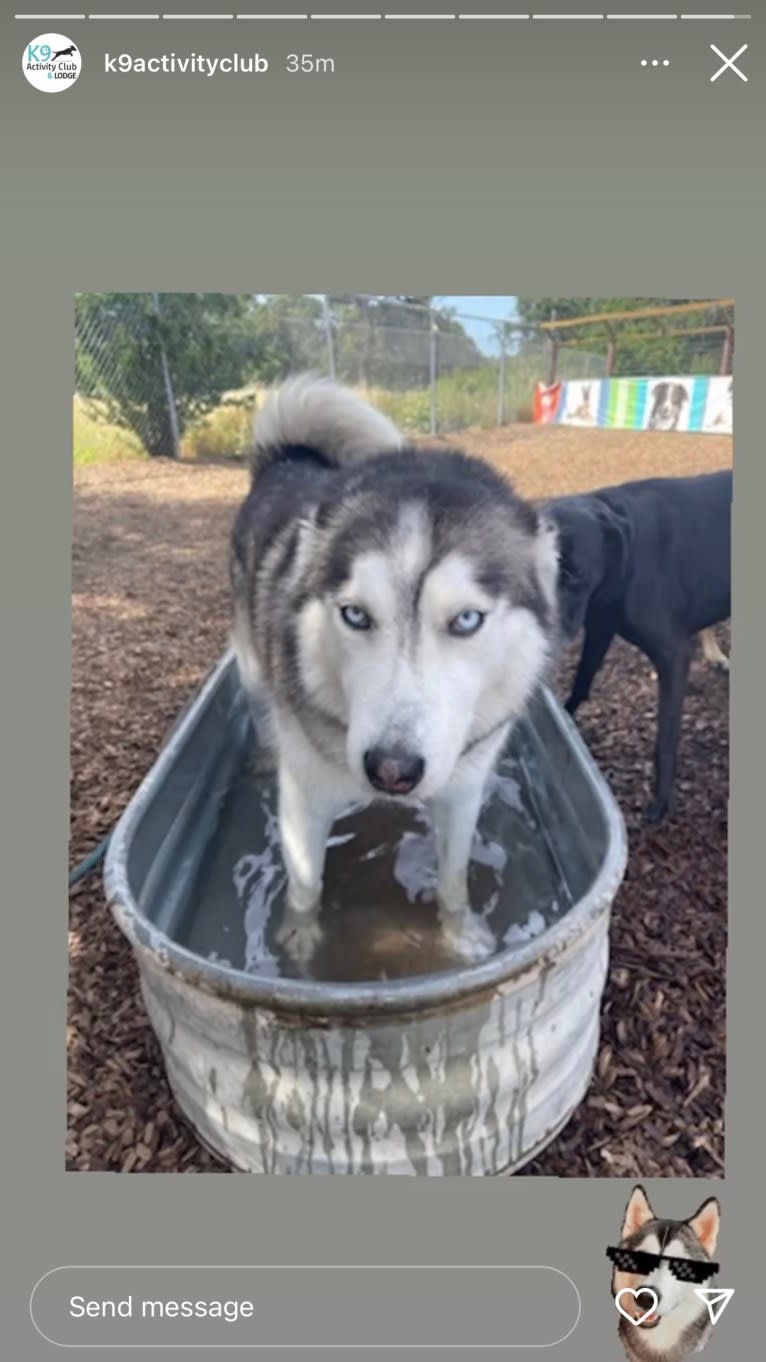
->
xmin=438 ymin=297 xmax=519 ymax=354
xmin=439 ymin=296 xmax=519 ymax=320
xmin=301 ymin=294 xmax=521 ymax=356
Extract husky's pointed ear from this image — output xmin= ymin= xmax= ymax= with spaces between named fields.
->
xmin=686 ymin=1198 xmax=721 ymax=1257
xmin=621 ymin=1186 xmax=655 ymax=1240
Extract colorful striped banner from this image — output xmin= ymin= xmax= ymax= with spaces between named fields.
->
xmin=535 ymin=375 xmax=732 ymax=434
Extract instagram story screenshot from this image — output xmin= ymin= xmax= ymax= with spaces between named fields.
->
xmin=0 ymin=2 xmax=761 ymax=1358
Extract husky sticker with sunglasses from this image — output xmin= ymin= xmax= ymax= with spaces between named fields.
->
xmin=609 ymin=1186 xmax=723 ymax=1362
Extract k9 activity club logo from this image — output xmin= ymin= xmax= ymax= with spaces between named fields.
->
xmin=23 ymin=34 xmax=81 ymax=92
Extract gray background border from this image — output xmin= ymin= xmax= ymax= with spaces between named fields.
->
xmin=1 ymin=4 xmax=759 ymax=1359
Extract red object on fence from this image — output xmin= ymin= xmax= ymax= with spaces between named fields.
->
xmin=534 ymin=382 xmax=562 ymax=424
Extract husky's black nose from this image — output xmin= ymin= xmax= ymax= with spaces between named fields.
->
xmin=364 ymin=747 xmax=425 ymax=795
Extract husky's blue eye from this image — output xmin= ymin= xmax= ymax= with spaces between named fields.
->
xmin=340 ymin=604 xmax=372 ymax=631
xmin=449 ymin=609 xmax=485 ymax=638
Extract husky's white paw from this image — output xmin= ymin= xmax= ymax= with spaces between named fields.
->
xmin=275 ymin=909 xmax=323 ymax=969
xmin=439 ymin=910 xmax=496 ymax=963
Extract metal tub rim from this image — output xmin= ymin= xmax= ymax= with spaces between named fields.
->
xmin=105 ymin=649 xmax=627 ymax=1021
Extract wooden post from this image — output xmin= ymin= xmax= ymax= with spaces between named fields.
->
xmin=605 ymin=324 xmax=617 ymax=377
xmin=547 ymin=337 xmax=560 ymax=387
xmin=720 ymin=326 xmax=734 ymax=376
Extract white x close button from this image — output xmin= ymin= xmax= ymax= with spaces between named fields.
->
xmin=710 ymin=43 xmax=748 ymax=84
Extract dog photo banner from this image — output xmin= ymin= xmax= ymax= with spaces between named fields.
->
xmin=534 ymin=375 xmax=732 ymax=434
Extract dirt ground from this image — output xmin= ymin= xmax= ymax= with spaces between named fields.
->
xmin=69 ymin=423 xmax=731 ymax=1175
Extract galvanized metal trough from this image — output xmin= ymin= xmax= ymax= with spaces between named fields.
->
xmin=105 ymin=650 xmax=627 ymax=1176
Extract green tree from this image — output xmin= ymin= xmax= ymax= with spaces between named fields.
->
xmin=75 ymin=293 xmax=263 ymax=456
xmin=516 ymin=297 xmax=730 ymax=376
xmin=247 ymin=294 xmax=327 ymax=381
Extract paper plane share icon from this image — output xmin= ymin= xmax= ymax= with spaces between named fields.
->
xmin=694 ymin=1288 xmax=735 ymax=1325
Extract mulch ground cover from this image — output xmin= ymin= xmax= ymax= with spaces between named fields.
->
xmin=69 ymin=424 xmax=730 ymax=1174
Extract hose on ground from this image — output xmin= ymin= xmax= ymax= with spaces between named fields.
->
xmin=68 ymin=832 xmax=113 ymax=888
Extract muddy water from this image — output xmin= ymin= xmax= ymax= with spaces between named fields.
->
xmin=180 ymin=748 xmax=573 ymax=983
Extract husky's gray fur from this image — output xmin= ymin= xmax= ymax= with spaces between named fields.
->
xmin=231 ymin=376 xmax=559 ymax=967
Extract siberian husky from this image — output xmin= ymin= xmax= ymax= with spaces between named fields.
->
xmin=230 ymin=376 xmax=559 ymax=967
xmin=609 ymin=1185 xmax=721 ymax=1362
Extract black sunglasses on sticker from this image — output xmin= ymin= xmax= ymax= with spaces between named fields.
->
xmin=606 ymin=1246 xmax=719 ymax=1282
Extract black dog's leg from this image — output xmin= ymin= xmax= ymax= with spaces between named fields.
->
xmin=645 ymin=637 xmax=693 ymax=824
xmin=565 ymin=624 xmax=615 ymax=715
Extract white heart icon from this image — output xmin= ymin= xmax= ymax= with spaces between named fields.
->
xmin=615 ymin=1287 xmax=659 ymax=1326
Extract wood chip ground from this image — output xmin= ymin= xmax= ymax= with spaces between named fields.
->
xmin=69 ymin=424 xmax=730 ymax=1175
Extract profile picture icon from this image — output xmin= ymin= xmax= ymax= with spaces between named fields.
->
xmin=22 ymin=33 xmax=81 ymax=93
xmin=608 ymin=1185 xmax=730 ymax=1360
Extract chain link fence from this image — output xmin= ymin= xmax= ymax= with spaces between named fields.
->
xmin=75 ymin=292 xmax=258 ymax=459
xmin=74 ymin=293 xmax=607 ymax=460
xmin=74 ymin=293 xmax=730 ymax=462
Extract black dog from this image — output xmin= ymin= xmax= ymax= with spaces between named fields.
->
xmin=52 ymin=44 xmax=77 ymax=61
xmin=547 ymin=470 xmax=731 ymax=823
